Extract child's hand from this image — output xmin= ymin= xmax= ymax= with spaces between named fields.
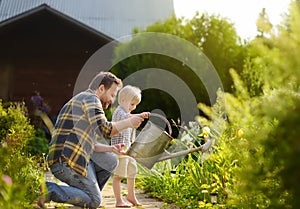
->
xmin=139 ymin=112 xmax=150 ymax=119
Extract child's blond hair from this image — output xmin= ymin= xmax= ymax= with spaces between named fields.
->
xmin=118 ymin=85 xmax=142 ymax=104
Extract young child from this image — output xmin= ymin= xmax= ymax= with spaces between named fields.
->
xmin=111 ymin=85 xmax=149 ymax=208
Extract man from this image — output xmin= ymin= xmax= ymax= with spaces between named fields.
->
xmin=45 ymin=72 xmax=146 ymax=208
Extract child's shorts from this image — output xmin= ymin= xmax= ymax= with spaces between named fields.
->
xmin=114 ymin=156 xmax=138 ymax=178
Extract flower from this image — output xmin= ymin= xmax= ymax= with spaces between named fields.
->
xmin=181 ymin=133 xmax=193 ymax=142
xmin=202 ymin=126 xmax=211 ymax=138
xmin=31 ymin=94 xmax=50 ymax=113
xmin=2 ymin=174 xmax=12 ymax=186
xmin=197 ymin=126 xmax=211 ymax=145
xmin=237 ymin=129 xmax=244 ymax=138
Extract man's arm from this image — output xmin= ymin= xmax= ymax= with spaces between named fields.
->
xmin=94 ymin=142 xmax=126 ymax=155
xmin=83 ymin=95 xmax=147 ymax=137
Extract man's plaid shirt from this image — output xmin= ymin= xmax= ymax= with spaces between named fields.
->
xmin=47 ymin=89 xmax=112 ymax=177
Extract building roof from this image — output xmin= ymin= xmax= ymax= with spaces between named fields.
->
xmin=0 ymin=0 xmax=174 ymax=40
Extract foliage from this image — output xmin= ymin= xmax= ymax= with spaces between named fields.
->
xmin=226 ymin=5 xmax=300 ymax=207
xmin=188 ymin=13 xmax=246 ymax=92
xmin=214 ymin=3 xmax=300 ymax=203
xmin=230 ymin=4 xmax=300 ymax=207
xmin=136 ymin=119 xmax=235 ymax=208
xmin=137 ymin=158 xmax=201 ymax=208
xmin=112 ymin=13 xmax=247 ymax=128
xmin=0 ymin=101 xmax=45 ymax=208
xmin=267 ymin=94 xmax=300 ymax=208
xmin=136 ymin=2 xmax=300 ymax=208
xmin=144 ymin=13 xmax=246 ymax=91
xmin=112 ymin=36 xmax=208 ymax=128
xmin=137 ymin=68 xmax=299 ymax=208
xmin=242 ymin=1 xmax=300 ymax=96
xmin=25 ymin=128 xmax=49 ymax=159
xmin=0 ymin=101 xmax=34 ymax=150
xmin=0 ymin=148 xmax=45 ymax=209
xmin=221 ymin=73 xmax=299 ymax=209
xmin=256 ymin=8 xmax=273 ymax=37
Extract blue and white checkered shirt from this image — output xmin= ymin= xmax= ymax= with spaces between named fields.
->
xmin=111 ymin=106 xmax=135 ymax=149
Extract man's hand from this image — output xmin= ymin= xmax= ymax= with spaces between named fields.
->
xmin=111 ymin=143 xmax=127 ymax=155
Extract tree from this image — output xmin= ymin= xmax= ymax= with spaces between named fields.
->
xmin=256 ymin=8 xmax=273 ymax=37
xmin=111 ymin=13 xmax=246 ymax=131
xmin=187 ymin=12 xmax=246 ymax=92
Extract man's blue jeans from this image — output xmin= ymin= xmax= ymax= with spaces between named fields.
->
xmin=46 ymin=152 xmax=118 ymax=209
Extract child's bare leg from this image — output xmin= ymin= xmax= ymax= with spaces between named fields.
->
xmin=126 ymin=177 xmax=142 ymax=206
xmin=113 ymin=175 xmax=131 ymax=207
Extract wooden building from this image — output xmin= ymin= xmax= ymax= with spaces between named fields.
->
xmin=0 ymin=0 xmax=174 ymax=118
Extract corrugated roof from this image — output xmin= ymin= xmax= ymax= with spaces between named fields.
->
xmin=0 ymin=0 xmax=175 ymax=40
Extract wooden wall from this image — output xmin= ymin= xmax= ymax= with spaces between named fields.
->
xmin=0 ymin=8 xmax=111 ymax=120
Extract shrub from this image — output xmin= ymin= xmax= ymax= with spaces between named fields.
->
xmin=0 ymin=148 xmax=45 ymax=209
xmin=0 ymin=100 xmax=45 ymax=208
xmin=0 ymin=101 xmax=34 ymax=151
xmin=25 ymin=128 xmax=49 ymax=158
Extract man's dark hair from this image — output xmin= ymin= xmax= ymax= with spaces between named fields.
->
xmin=89 ymin=72 xmax=122 ymax=90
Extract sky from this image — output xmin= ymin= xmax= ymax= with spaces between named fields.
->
xmin=173 ymin=0 xmax=290 ymax=40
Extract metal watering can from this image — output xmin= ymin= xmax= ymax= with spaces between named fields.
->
xmin=127 ymin=113 xmax=213 ymax=169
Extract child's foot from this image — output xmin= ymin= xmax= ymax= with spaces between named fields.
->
xmin=115 ymin=204 xmax=131 ymax=208
xmin=126 ymin=197 xmax=142 ymax=206
xmin=116 ymin=201 xmax=131 ymax=208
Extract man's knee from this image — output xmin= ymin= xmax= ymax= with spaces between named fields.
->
xmin=88 ymin=194 xmax=102 ymax=209
xmin=89 ymin=201 xmax=101 ymax=209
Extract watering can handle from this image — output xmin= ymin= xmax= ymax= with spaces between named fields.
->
xmin=149 ymin=113 xmax=172 ymax=135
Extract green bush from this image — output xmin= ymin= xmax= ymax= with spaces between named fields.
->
xmin=0 ymin=101 xmax=45 ymax=208
xmin=25 ymin=128 xmax=49 ymax=158
xmin=137 ymin=159 xmax=202 ymax=208
xmin=227 ymin=88 xmax=300 ymax=209
xmin=0 ymin=101 xmax=34 ymax=151
xmin=0 ymin=148 xmax=45 ymax=209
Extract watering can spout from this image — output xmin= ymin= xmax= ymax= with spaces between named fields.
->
xmin=157 ymin=139 xmax=213 ymax=162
